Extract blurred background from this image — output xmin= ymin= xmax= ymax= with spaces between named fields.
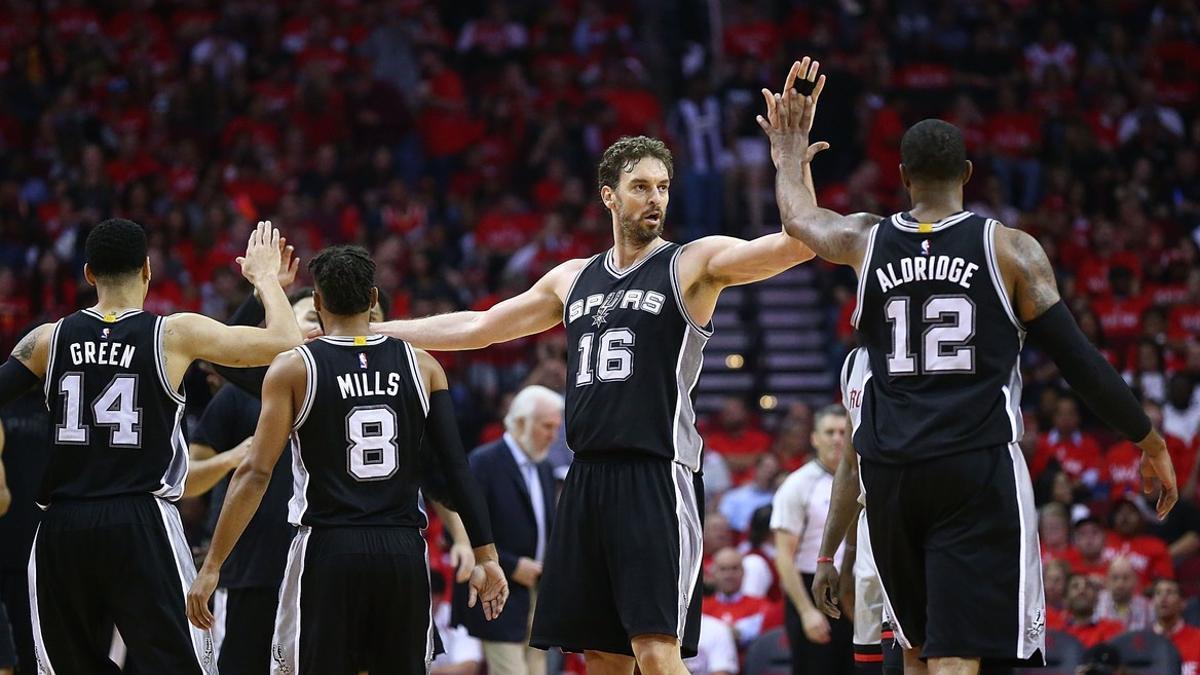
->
xmin=0 ymin=0 xmax=1197 ymax=673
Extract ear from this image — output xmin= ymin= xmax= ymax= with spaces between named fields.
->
xmin=312 ymin=290 xmax=323 ymax=313
xmin=143 ymin=257 xmax=152 ymax=284
xmin=898 ymin=164 xmax=910 ymax=191
xmin=600 ymin=185 xmax=614 ymax=209
xmin=368 ymin=287 xmax=379 ymax=314
xmin=83 ymin=263 xmax=97 ymax=287
xmin=962 ymin=160 xmax=973 ymax=186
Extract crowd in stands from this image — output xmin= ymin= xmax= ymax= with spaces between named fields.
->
xmin=0 ymin=0 xmax=1199 ymax=672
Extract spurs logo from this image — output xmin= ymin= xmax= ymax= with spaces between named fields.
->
xmin=273 ymin=644 xmax=292 ymax=674
xmin=591 ymin=292 xmax=621 ymax=327
xmin=1027 ymin=608 xmax=1045 ymax=639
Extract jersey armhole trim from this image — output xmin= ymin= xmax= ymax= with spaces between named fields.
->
xmin=42 ymin=319 xmax=63 ymax=403
xmin=984 ymin=219 xmax=1025 ymax=333
xmin=402 ymin=341 xmax=430 ymax=416
xmin=560 ymin=254 xmax=600 ymax=327
xmin=292 ymin=346 xmax=317 ymax=430
xmin=154 ymin=316 xmax=186 ymax=405
xmin=850 ymin=224 xmax=880 ymax=328
xmin=669 ymin=245 xmax=715 ymax=337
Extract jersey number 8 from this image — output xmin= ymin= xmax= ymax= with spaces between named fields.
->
xmin=345 ymin=405 xmax=399 ymax=481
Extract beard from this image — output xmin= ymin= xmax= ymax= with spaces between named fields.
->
xmin=617 ymin=202 xmax=664 ymax=245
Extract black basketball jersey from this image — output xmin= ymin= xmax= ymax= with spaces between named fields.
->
xmin=563 ymin=242 xmax=712 ymax=470
xmin=853 ymin=212 xmax=1024 ymax=464
xmin=41 ymin=308 xmax=188 ymax=506
xmin=288 ymin=335 xmax=430 ymax=528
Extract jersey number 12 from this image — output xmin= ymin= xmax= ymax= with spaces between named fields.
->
xmin=883 ymin=295 xmax=976 ymax=375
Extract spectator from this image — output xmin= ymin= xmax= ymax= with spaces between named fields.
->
xmin=431 ymin=573 xmax=483 ymax=675
xmin=719 ymin=454 xmax=780 ymax=534
xmin=771 ymin=403 xmax=814 ymax=474
xmin=1164 ymin=374 xmax=1200 ymax=447
xmin=1044 ymin=558 xmax=1071 ymax=629
xmin=771 ymin=405 xmax=852 ymax=674
xmin=1040 ymin=502 xmax=1072 ymax=563
xmin=1034 ymin=397 xmax=1106 ymax=493
xmin=1059 ymin=574 xmax=1126 ymax=648
xmin=1093 ymin=266 xmax=1150 ymax=347
xmin=1094 ymin=557 xmax=1153 ymax=631
xmin=684 ymin=614 xmax=739 ymax=675
xmin=702 ymin=548 xmax=772 ymax=650
xmin=704 ymin=397 xmax=773 ymax=483
xmin=455 ymin=386 xmax=562 ymax=675
xmin=703 ymin=512 xmax=735 ymax=587
xmin=1106 ymin=400 xmax=1194 ymax=501
xmin=1065 ymin=515 xmax=1111 ymax=580
xmin=1151 ymin=579 xmax=1200 ymax=673
xmin=1105 ymin=497 xmax=1174 ymax=588
xmin=738 ymin=505 xmax=778 ymax=600
xmin=1122 ymin=339 xmax=1168 ymax=404
xmin=986 ymin=84 xmax=1042 ymax=210
xmin=670 ymin=75 xmax=725 ymax=240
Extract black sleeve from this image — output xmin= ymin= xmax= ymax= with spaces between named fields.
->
xmin=421 ymin=390 xmax=494 ymax=547
xmin=210 ymin=293 xmax=269 ymax=398
xmin=1026 ymin=301 xmax=1152 ymax=442
xmin=0 ymin=358 xmax=41 ymax=409
xmin=193 ymin=386 xmax=242 ymax=452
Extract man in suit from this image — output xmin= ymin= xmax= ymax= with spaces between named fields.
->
xmin=456 ymin=385 xmax=562 ymax=675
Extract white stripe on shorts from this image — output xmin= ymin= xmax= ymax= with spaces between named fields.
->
xmin=1008 ymin=442 xmax=1046 ymax=662
xmin=154 ymin=497 xmax=217 ymax=673
xmin=272 ymin=527 xmax=311 ymax=674
xmin=672 ymin=463 xmax=703 ymax=639
xmin=27 ymin=526 xmax=57 ymax=675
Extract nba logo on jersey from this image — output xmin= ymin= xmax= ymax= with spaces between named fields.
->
xmin=921 ymin=240 xmax=931 ymax=256
xmin=358 ymin=353 xmax=368 ymax=369
xmin=101 ymin=328 xmax=110 ymax=339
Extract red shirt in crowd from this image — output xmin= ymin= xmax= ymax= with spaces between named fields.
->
xmin=722 ymin=21 xmax=780 ymax=60
xmin=1034 ymin=430 xmax=1105 ymax=484
xmin=985 ymin=110 xmax=1041 ymax=157
xmin=1062 ymin=548 xmax=1110 ymax=580
xmin=702 ymin=593 xmax=772 ymax=645
xmin=1104 ymin=533 xmax=1174 ymax=588
xmin=1107 ymin=434 xmax=1192 ymax=500
xmin=1065 ymin=618 xmax=1125 ymax=648
xmin=1169 ymin=303 xmax=1200 ymax=340
xmin=1092 ymin=294 xmax=1150 ymax=342
xmin=704 ymin=425 xmax=773 ymax=484
xmin=1159 ymin=621 xmax=1200 ymax=675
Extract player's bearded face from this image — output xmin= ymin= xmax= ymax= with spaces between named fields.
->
xmin=612 ymin=158 xmax=670 ymax=244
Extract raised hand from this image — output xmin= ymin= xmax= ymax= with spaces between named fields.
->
xmin=757 ymin=57 xmax=829 ymax=166
xmin=277 ymin=237 xmax=300 ymax=289
xmin=235 ymin=221 xmax=284 ymax=286
xmin=468 ymin=560 xmax=510 ymax=621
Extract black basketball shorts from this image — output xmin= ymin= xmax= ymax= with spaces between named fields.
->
xmin=271 ymin=526 xmax=435 ymax=675
xmin=213 ymin=586 xmax=279 ymax=675
xmin=28 ymin=494 xmax=216 ymax=674
xmin=0 ymin=600 xmax=15 ymax=669
xmin=860 ymin=444 xmax=1045 ymax=667
xmin=530 ymin=454 xmax=704 ymax=658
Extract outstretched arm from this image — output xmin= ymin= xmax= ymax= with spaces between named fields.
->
xmin=757 ymin=58 xmax=876 ymax=268
xmin=0 ymin=323 xmax=54 ymax=413
xmin=165 ymin=222 xmax=303 ymax=380
xmin=186 ymin=350 xmax=301 ymax=629
xmin=371 ymin=260 xmax=578 ymax=351
xmin=998 ymin=226 xmax=1176 ymax=518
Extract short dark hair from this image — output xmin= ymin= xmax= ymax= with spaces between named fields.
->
xmin=374 ymin=287 xmax=391 ymax=319
xmin=900 ymin=119 xmax=968 ymax=183
xmin=308 ymin=246 xmax=376 ymax=316
xmin=287 ymin=286 xmax=314 ymax=307
xmin=597 ymin=136 xmax=674 ymax=192
xmin=814 ymin=403 xmax=847 ymax=428
xmin=85 ymin=218 xmax=147 ymax=279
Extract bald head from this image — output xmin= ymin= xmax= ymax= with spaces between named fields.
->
xmin=712 ymin=547 xmax=744 ymax=595
xmin=1106 ymin=557 xmax=1137 ymax=603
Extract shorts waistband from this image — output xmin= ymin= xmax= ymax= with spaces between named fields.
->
xmin=571 ymin=450 xmax=672 ymax=464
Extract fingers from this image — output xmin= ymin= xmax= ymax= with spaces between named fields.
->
xmin=267 ymin=221 xmax=280 ymax=249
xmin=811 ymin=72 xmax=827 ymax=105
xmin=468 ymin=583 xmax=478 ymax=608
xmin=806 ymin=141 xmax=831 ymax=162
xmin=1159 ymin=483 xmax=1179 ymax=520
xmin=760 ymin=87 xmax=777 ymax=127
xmin=783 ymin=58 xmax=804 ymax=98
xmin=186 ymin=591 xmax=213 ymax=630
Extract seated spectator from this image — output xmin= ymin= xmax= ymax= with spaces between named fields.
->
xmin=1040 ymin=502 xmax=1072 ymax=563
xmin=719 ymin=454 xmax=780 ymax=534
xmin=685 ymin=614 xmax=739 ymax=675
xmin=1164 ymin=374 xmax=1200 ymax=447
xmin=771 ymin=402 xmax=813 ymax=474
xmin=1065 ymin=515 xmax=1113 ymax=580
xmin=702 ymin=512 xmax=734 ymax=586
xmin=1105 ymin=496 xmax=1174 ymax=588
xmin=702 ymin=548 xmax=772 ymax=650
xmin=1034 ymin=397 xmax=1106 ymax=494
xmin=1152 ymin=579 xmax=1200 ymax=673
xmin=703 ymin=398 xmax=774 ymax=484
xmin=737 ymin=505 xmax=778 ymax=600
xmin=1094 ymin=557 xmax=1153 ymax=631
xmin=1060 ymin=573 xmax=1126 ymax=647
xmin=1044 ymin=558 xmax=1071 ymax=629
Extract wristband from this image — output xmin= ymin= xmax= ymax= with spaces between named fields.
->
xmin=816 ymin=556 xmax=835 ymax=564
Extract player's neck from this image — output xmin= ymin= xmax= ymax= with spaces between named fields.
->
xmin=93 ymin=285 xmax=144 ymax=314
xmin=906 ymin=187 xmax=963 ymax=223
xmin=320 ymin=315 xmax=372 ymax=337
xmin=611 ymin=235 xmax=665 ymax=271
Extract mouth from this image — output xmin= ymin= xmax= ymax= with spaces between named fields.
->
xmin=643 ymin=212 xmax=662 ymax=225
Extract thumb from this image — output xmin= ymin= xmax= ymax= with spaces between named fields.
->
xmin=235 ymin=256 xmax=246 ymax=266
xmin=806 ymin=141 xmax=831 ymax=161
xmin=468 ymin=583 xmax=478 ymax=608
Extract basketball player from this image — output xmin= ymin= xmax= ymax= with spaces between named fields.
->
xmin=0 ymin=218 xmax=302 ymax=673
xmin=759 ymin=59 xmax=1177 ymax=674
xmin=347 ymin=62 xmax=827 ymax=675
xmin=185 ymin=245 xmax=508 ymax=674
